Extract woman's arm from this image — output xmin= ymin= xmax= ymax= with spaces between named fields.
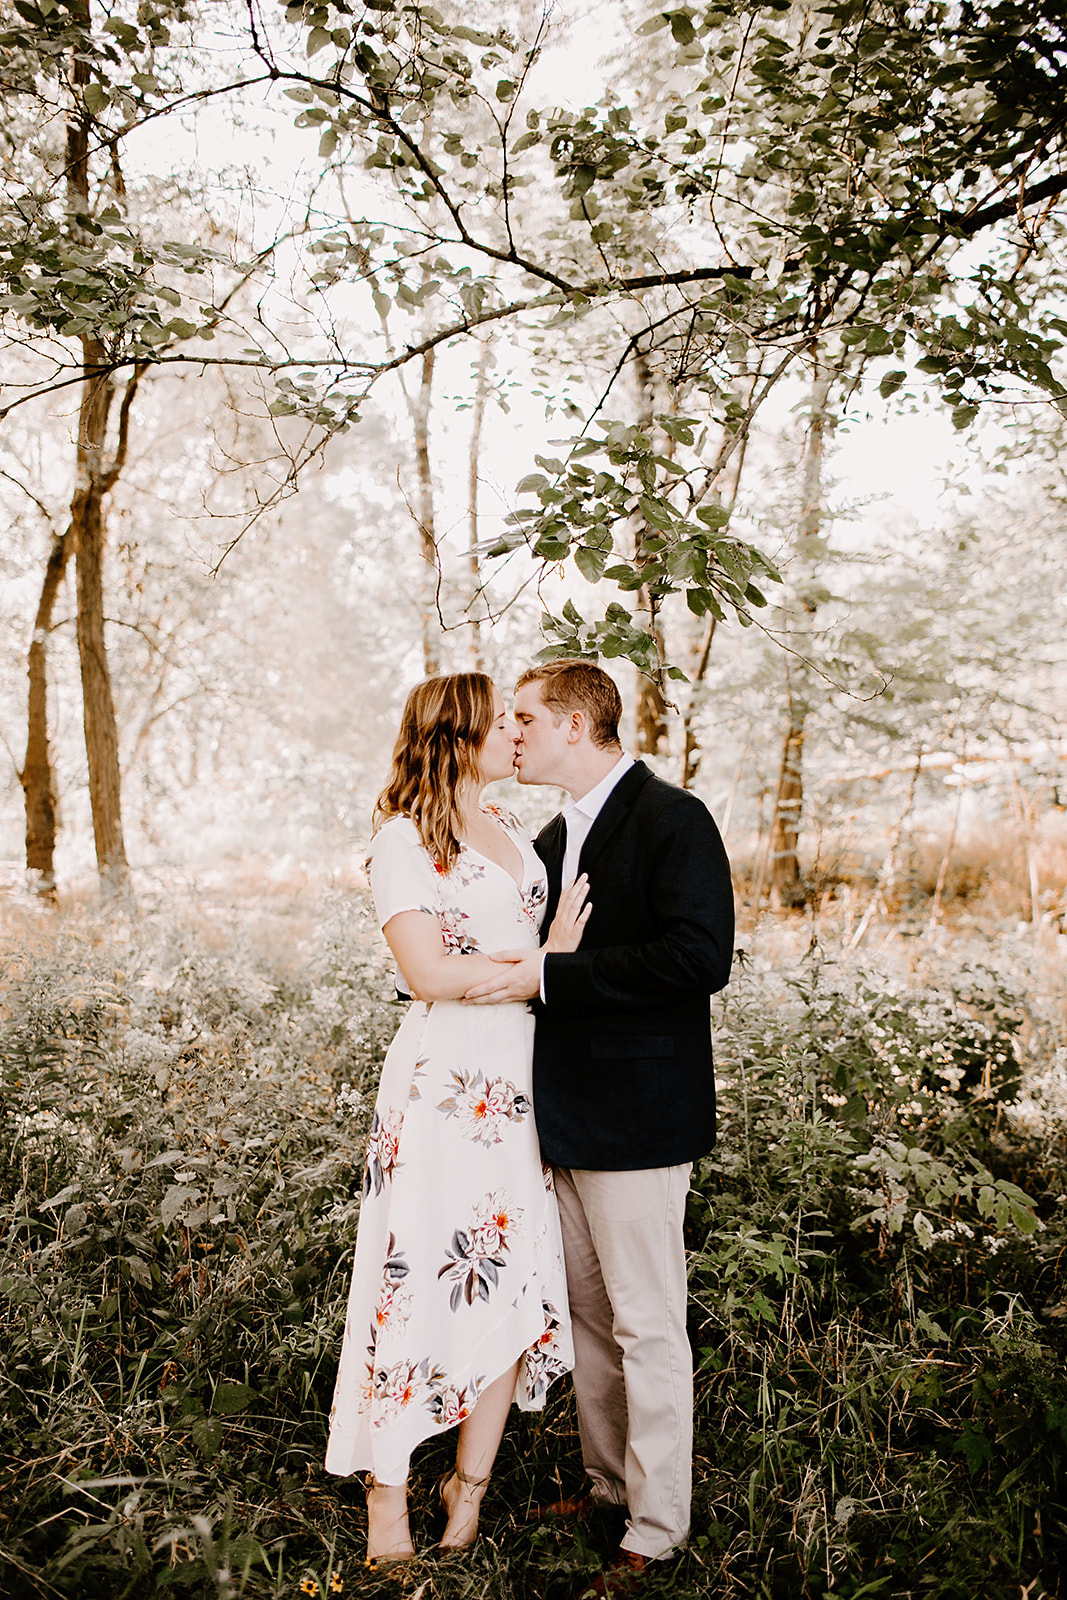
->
xmin=383 ymin=910 xmax=520 ymax=1001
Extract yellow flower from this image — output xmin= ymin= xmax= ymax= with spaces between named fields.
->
xmin=299 ymin=1582 xmax=317 ymax=1596
xmin=330 ymin=1578 xmax=344 ymax=1594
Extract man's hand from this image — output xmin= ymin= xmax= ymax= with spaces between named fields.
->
xmin=462 ymin=950 xmax=542 ymax=1004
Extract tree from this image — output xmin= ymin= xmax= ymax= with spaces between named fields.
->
xmin=5 ymin=0 xmax=1067 ymax=690
xmin=250 ymin=0 xmax=1067 ymax=672
xmin=767 ymin=348 xmax=839 ymax=908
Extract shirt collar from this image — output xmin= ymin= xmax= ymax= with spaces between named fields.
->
xmin=568 ymin=752 xmax=634 ymax=823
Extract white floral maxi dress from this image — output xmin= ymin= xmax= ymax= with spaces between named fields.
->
xmin=325 ymin=808 xmax=574 ymax=1484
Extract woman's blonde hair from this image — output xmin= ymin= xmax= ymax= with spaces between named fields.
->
xmin=374 ymin=673 xmax=496 ymax=872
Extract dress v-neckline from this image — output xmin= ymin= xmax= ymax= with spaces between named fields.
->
xmin=462 ymin=812 xmax=526 ymax=891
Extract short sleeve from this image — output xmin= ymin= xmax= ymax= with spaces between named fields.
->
xmin=367 ymin=816 xmax=440 ymax=931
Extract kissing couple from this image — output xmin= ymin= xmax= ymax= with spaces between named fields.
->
xmin=325 ymin=660 xmax=734 ymax=1598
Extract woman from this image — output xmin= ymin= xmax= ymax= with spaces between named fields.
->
xmin=325 ymin=673 xmax=590 ymax=1564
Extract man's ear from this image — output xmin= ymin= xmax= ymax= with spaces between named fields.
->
xmin=566 ymin=709 xmax=587 ymax=744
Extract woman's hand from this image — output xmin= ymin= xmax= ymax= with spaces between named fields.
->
xmin=545 ymin=874 xmax=593 ymax=953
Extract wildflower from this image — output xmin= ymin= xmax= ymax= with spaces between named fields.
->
xmin=300 ymin=1582 xmax=318 ymax=1596
xmin=330 ymin=1577 xmax=344 ymax=1593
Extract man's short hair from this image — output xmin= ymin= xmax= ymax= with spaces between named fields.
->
xmin=515 ymin=659 xmax=623 ymax=749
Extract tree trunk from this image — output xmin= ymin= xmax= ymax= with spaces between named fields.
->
xmin=680 ymin=615 xmax=716 ymax=790
xmin=768 ymin=690 xmax=807 ymax=908
xmin=21 ymin=527 xmax=71 ymax=899
xmin=72 ymin=346 xmax=128 ymax=883
xmin=633 ymin=348 xmax=669 ymax=754
xmin=411 ymin=347 xmax=441 ymax=675
xmin=466 ymin=336 xmax=493 ymax=669
xmin=767 ymin=353 xmax=835 ymax=907
xmin=66 ymin=37 xmax=131 ymax=888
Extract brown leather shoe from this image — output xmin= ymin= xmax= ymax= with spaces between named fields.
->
xmin=578 ymin=1551 xmax=652 ymax=1598
xmin=527 ymin=1490 xmax=596 ymax=1522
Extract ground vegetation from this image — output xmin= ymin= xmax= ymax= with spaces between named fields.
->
xmin=1 ymin=886 xmax=1064 ymax=1598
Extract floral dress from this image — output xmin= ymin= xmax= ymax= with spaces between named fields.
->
xmin=325 ymin=807 xmax=574 ymax=1484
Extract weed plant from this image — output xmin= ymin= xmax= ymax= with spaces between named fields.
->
xmin=0 ymin=897 xmax=1064 ymax=1599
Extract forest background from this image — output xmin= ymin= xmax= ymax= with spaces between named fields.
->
xmin=1 ymin=1 xmax=1066 ymax=1597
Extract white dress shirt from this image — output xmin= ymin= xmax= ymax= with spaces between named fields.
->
xmin=541 ymin=751 xmax=634 ymax=1000
xmin=560 ymin=752 xmax=635 ymax=888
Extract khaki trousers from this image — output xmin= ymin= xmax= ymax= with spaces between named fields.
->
xmin=553 ymin=1163 xmax=693 ymax=1561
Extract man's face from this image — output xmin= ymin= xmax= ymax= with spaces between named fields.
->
xmin=513 ymin=682 xmax=570 ymax=786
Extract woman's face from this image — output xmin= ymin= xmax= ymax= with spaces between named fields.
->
xmin=476 ymin=687 xmax=520 ymax=784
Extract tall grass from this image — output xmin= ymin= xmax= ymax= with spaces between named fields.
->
xmin=1 ymin=890 xmax=1064 ymax=1598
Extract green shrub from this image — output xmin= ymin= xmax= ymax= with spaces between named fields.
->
xmin=1 ymin=909 xmax=1064 ymax=1598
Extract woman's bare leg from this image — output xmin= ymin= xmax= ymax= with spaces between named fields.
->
xmin=440 ymin=1360 xmax=521 ymax=1550
xmin=366 ymin=1478 xmax=415 ymax=1562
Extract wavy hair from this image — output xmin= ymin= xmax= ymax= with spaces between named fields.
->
xmin=373 ymin=673 xmax=496 ymax=872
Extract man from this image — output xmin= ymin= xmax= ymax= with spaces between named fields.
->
xmin=465 ymin=660 xmax=734 ymax=1596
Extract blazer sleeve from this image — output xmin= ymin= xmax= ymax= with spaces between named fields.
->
xmin=541 ymin=798 xmax=734 ymax=1015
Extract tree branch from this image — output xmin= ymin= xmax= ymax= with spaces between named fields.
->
xmin=101 ymin=361 xmax=148 ymax=493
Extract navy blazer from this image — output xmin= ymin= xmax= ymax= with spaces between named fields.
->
xmin=533 ymin=760 xmax=734 ymax=1171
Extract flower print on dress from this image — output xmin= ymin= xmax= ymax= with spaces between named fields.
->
xmin=429 ymin=1376 xmax=481 ymax=1429
xmin=408 ymin=1054 xmax=428 ymax=1102
xmin=363 ymin=1105 xmax=404 ymax=1198
xmin=438 ymin=1190 xmax=522 ymax=1312
xmin=483 ymin=801 xmax=521 ymax=830
xmin=438 ymin=905 xmax=480 ymax=956
xmin=432 ymin=852 xmax=486 ymax=888
xmin=370 ymin=1355 xmax=445 ymax=1426
xmin=523 ymin=1299 xmax=571 ymax=1403
xmin=436 ymin=1068 xmax=531 ymax=1146
xmin=519 ymin=877 xmax=547 ymax=929
xmin=374 ymin=1234 xmax=413 ymax=1335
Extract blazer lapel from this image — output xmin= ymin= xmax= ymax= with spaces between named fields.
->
xmin=578 ymin=760 xmax=652 ymax=876
xmin=536 ymin=812 xmax=567 ymax=877
xmin=535 ymin=812 xmax=567 ymax=926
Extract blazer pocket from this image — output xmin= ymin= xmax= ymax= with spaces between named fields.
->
xmin=589 ymin=1035 xmax=675 ymax=1059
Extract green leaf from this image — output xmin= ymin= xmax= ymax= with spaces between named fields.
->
xmin=516 ymin=473 xmax=548 ymax=495
xmin=659 ymin=416 xmax=696 ymax=444
xmin=191 ymin=1416 xmax=223 ymax=1460
xmin=450 ymin=24 xmax=494 ymax=44
xmin=495 ymin=79 xmax=516 ymax=102
xmin=668 ymin=11 xmax=697 ymax=44
xmin=307 ymin=25 xmax=331 ymax=54
xmin=319 ymin=126 xmax=338 ymax=158
xmin=575 ymin=544 xmax=608 ymax=583
xmin=160 ymin=1184 xmax=195 ymax=1227
xmin=879 ymin=369 xmax=907 ymax=400
xmin=637 ymin=495 xmax=675 ymax=531
xmin=212 ymin=1382 xmax=255 ymax=1416
xmin=604 ymin=563 xmax=646 ymax=591
xmin=83 ymin=82 xmax=109 ymax=116
xmin=123 ymin=1255 xmax=153 ymax=1290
